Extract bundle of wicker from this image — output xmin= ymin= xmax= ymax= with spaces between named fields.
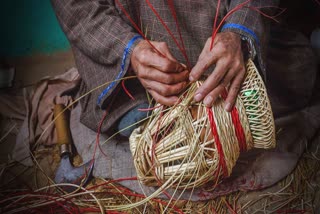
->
xmin=129 ymin=59 xmax=276 ymax=189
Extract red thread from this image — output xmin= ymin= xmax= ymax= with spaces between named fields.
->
xmin=207 ymin=107 xmax=228 ymax=177
xmin=246 ymin=6 xmax=286 ymax=23
xmin=114 ymin=0 xmax=165 ymax=58
xmin=224 ymin=199 xmax=237 ymax=214
xmin=138 ymin=104 xmax=162 ymax=112
xmin=211 ymin=0 xmax=286 ymax=42
xmin=121 ymin=79 xmax=135 ymax=100
xmin=211 ymin=0 xmax=253 ymax=41
xmin=94 ymin=86 xmax=121 ymax=162
xmin=146 ymin=0 xmax=190 ymax=67
xmin=231 ymin=107 xmax=247 ymax=152
xmin=210 ymin=0 xmax=221 ymax=50
xmin=87 ymin=178 xmax=184 ymax=214
xmin=167 ymin=0 xmax=191 ymax=68
xmin=221 ymin=89 xmax=247 ymax=152
xmin=1 ymin=191 xmax=79 ymax=213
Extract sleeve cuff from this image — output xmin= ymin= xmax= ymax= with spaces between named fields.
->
xmin=221 ymin=23 xmax=258 ymax=60
xmin=97 ymin=35 xmax=143 ymax=106
xmin=221 ymin=23 xmax=259 ymax=45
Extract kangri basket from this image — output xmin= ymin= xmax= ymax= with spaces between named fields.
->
xmin=129 ymin=59 xmax=275 ymax=189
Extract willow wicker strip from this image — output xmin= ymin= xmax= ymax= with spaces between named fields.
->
xmin=129 ymin=59 xmax=276 ymax=189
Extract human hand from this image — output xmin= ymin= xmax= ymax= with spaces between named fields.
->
xmin=189 ymin=32 xmax=246 ymax=111
xmin=131 ymin=40 xmax=189 ymax=106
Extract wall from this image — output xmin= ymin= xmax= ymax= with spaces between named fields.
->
xmin=0 ymin=0 xmax=70 ymax=57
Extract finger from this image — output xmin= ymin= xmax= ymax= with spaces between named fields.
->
xmin=198 ymin=35 xmax=220 ymax=61
xmin=193 ymin=59 xmax=229 ymax=102
xmin=148 ymin=90 xmax=179 ymax=106
xmin=189 ymin=35 xmax=225 ymax=82
xmin=139 ymin=50 xmax=185 ymax=73
xmin=219 ymin=67 xmax=238 ymax=88
xmin=140 ymin=42 xmax=186 ymax=73
xmin=138 ymin=67 xmax=189 ymax=85
xmin=189 ymin=53 xmax=219 ymax=82
xmin=139 ymin=78 xmax=187 ymax=97
xmin=224 ymin=69 xmax=245 ymax=111
xmin=202 ymin=85 xmax=225 ymax=107
xmin=153 ymin=41 xmax=178 ymax=62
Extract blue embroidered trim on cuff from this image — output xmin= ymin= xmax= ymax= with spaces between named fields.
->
xmin=97 ymin=35 xmax=143 ymax=105
xmin=222 ymin=23 xmax=259 ymax=45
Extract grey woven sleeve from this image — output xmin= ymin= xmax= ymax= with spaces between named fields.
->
xmin=222 ymin=0 xmax=280 ymax=73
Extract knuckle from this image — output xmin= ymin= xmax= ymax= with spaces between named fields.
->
xmin=223 ymin=55 xmax=232 ymax=63
xmin=159 ymin=86 xmax=171 ymax=96
xmin=165 ymin=83 xmax=183 ymax=96
xmin=217 ymin=44 xmax=227 ymax=53
xmin=240 ymin=67 xmax=246 ymax=74
xmin=212 ymin=73 xmax=223 ymax=83
xmin=138 ymin=50 xmax=149 ymax=63
xmin=233 ymin=59 xmax=241 ymax=68
xmin=177 ymin=82 xmax=186 ymax=91
xmin=137 ymin=69 xmax=148 ymax=79
xmin=221 ymin=45 xmax=227 ymax=52
xmin=161 ymin=63 xmax=171 ymax=72
xmin=198 ymin=85 xmax=211 ymax=95
xmin=158 ymin=42 xmax=168 ymax=49
xmin=194 ymin=60 xmax=209 ymax=75
xmin=163 ymin=75 xmax=173 ymax=84
xmin=231 ymin=85 xmax=240 ymax=93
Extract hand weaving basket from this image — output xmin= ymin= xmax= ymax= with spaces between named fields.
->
xmin=129 ymin=59 xmax=276 ymax=189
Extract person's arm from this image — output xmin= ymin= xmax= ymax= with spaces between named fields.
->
xmin=130 ymin=40 xmax=189 ymax=106
xmin=222 ymin=0 xmax=280 ymax=62
xmin=190 ymin=0 xmax=279 ymax=111
xmin=50 ymin=0 xmax=142 ymax=107
xmin=51 ymin=0 xmax=189 ymax=107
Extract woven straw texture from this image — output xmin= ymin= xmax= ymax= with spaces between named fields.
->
xmin=129 ymin=59 xmax=276 ymax=189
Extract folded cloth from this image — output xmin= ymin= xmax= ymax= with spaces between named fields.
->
xmin=12 ymin=68 xmax=80 ymax=166
xmin=116 ymin=103 xmax=150 ymax=137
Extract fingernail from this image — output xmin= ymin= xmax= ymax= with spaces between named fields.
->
xmin=225 ymin=103 xmax=231 ymax=111
xmin=180 ymin=63 xmax=187 ymax=68
xmin=194 ymin=93 xmax=203 ymax=102
xmin=204 ymin=96 xmax=213 ymax=106
xmin=189 ymin=75 xmax=195 ymax=82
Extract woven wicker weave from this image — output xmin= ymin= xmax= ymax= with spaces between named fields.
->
xmin=129 ymin=59 xmax=276 ymax=189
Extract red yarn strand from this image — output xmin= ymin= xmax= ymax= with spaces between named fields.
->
xmin=207 ymin=107 xmax=228 ymax=177
xmin=210 ymin=0 xmax=222 ymax=50
xmin=167 ymin=0 xmax=191 ymax=68
xmin=121 ymin=79 xmax=135 ymax=100
xmin=114 ymin=0 xmax=165 ymax=58
xmin=146 ymin=0 xmax=191 ymax=67
xmin=221 ymin=89 xmax=247 ymax=152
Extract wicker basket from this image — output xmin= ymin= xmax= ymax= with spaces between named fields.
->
xmin=129 ymin=59 xmax=275 ymax=189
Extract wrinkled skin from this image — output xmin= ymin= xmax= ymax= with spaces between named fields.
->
xmin=130 ymin=40 xmax=189 ymax=106
xmin=190 ymin=32 xmax=245 ymax=111
xmin=131 ymin=32 xmax=245 ymax=110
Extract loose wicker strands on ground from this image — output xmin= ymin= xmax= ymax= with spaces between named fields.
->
xmin=129 ymin=59 xmax=276 ymax=189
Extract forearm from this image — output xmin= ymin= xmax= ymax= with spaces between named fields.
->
xmin=50 ymin=0 xmax=141 ymax=65
xmin=222 ymin=0 xmax=280 ymax=71
xmin=51 ymin=0 xmax=143 ymax=107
